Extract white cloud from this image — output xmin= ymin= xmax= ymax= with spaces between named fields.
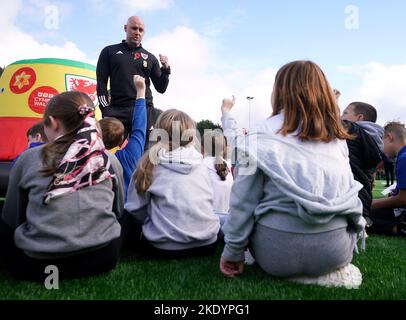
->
xmin=143 ymin=26 xmax=278 ymax=128
xmin=339 ymin=62 xmax=406 ymax=125
xmin=336 ymin=65 xmax=366 ymax=77
xmin=0 ymin=1 xmax=21 ymax=28
xmin=239 ymin=68 xmax=278 ymax=126
xmin=203 ymin=8 xmax=244 ymax=37
xmin=143 ymin=26 xmax=233 ymax=124
xmin=0 ymin=0 xmax=89 ymax=67
xmin=0 ymin=1 xmax=275 ymax=129
xmin=116 ymin=0 xmax=172 ymax=12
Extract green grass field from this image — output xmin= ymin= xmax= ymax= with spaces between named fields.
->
xmin=0 ymin=181 xmax=405 ymax=300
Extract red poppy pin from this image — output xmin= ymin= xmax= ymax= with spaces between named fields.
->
xmin=134 ymin=52 xmax=141 ymax=60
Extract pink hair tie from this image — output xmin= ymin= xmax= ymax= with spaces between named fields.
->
xmin=78 ymin=104 xmax=95 ymax=116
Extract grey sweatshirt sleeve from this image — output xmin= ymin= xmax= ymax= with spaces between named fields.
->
xmin=221 ymin=112 xmax=244 ymax=148
xmin=124 ymin=177 xmax=150 ymax=222
xmin=221 ymin=160 xmax=265 ymax=262
xmin=107 ymin=152 xmax=125 ymax=219
xmin=1 ymin=154 xmax=28 ymax=229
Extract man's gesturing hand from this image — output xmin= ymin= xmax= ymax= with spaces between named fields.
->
xmin=159 ymin=54 xmax=170 ymax=69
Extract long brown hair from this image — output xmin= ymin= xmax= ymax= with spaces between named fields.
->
xmin=41 ymin=91 xmax=94 ymax=176
xmin=271 ymin=60 xmax=351 ymax=142
xmin=134 ymin=109 xmax=198 ymax=193
xmin=202 ymin=130 xmax=229 ymax=181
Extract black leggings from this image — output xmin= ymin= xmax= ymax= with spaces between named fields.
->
xmin=0 ymin=218 xmax=121 ymax=282
xmin=101 ymin=104 xmax=155 ymax=146
xmin=138 ymin=236 xmax=218 ymax=260
xmin=368 ymin=207 xmax=402 ymax=235
xmin=384 ymin=162 xmax=395 ymax=186
xmin=119 ymin=210 xmax=218 ymax=259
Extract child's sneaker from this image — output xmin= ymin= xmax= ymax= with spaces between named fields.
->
xmin=398 ymin=222 xmax=406 ymax=236
xmin=398 ymin=211 xmax=406 ymax=236
xmin=288 ymin=263 xmax=362 ymax=289
xmin=244 ymin=249 xmax=256 ymax=265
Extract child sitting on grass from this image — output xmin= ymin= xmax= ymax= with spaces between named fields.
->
xmin=124 ymin=109 xmax=220 ymax=259
xmin=0 ymin=91 xmax=124 ymax=281
xmin=201 ymin=130 xmax=233 ymax=227
xmin=219 ymin=60 xmax=365 ymax=289
xmin=341 ymin=102 xmax=384 ymax=227
xmin=370 ymin=121 xmax=406 ymax=236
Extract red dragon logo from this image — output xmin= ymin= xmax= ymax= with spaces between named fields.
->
xmin=65 ymin=75 xmax=98 ymax=106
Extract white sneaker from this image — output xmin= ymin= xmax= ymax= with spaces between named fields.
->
xmin=288 ymin=263 xmax=362 ymax=289
xmin=244 ymin=250 xmax=256 ymax=266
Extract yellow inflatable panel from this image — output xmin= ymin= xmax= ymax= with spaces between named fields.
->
xmin=0 ymin=58 xmax=103 ymax=160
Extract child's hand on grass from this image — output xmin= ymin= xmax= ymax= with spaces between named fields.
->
xmin=220 ymin=257 xmax=244 ymax=277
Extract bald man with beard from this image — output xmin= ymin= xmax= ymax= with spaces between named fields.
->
xmin=97 ymin=16 xmax=171 ymax=141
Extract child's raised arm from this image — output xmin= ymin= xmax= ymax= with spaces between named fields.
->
xmin=221 ymin=95 xmax=242 ymax=150
xmin=115 ymin=75 xmax=147 ymax=192
xmin=134 ymin=75 xmax=146 ymax=99
xmin=221 ymin=95 xmax=236 ymax=115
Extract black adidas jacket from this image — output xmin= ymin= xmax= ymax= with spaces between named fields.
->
xmin=344 ymin=120 xmax=383 ymax=222
xmin=96 ymin=41 xmax=170 ymax=109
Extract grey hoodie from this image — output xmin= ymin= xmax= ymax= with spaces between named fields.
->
xmin=357 ymin=121 xmax=384 ymax=152
xmin=125 ymin=146 xmax=220 ymax=250
xmin=1 ymin=146 xmax=124 ymax=259
xmin=221 ymin=112 xmax=365 ymax=262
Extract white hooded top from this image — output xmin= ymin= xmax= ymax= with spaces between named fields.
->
xmin=125 ymin=145 xmax=220 ymax=250
xmin=221 ymin=111 xmax=366 ymax=261
xmin=202 ymin=157 xmax=233 ymax=215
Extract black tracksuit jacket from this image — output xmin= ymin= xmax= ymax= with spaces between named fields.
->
xmin=96 ymin=41 xmax=170 ymax=130
xmin=344 ymin=120 xmax=383 ymax=223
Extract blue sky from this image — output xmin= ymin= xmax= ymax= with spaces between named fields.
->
xmin=2 ymin=0 xmax=405 ymax=126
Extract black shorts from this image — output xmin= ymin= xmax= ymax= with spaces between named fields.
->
xmin=101 ymin=103 xmax=155 ymax=141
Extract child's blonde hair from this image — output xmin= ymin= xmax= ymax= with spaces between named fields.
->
xmin=134 ymin=109 xmax=197 ymax=193
xmin=384 ymin=121 xmax=406 ymax=140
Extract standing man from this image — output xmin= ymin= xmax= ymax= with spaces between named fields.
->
xmin=383 ymin=154 xmax=395 ymax=187
xmin=97 ymin=16 xmax=171 ymax=140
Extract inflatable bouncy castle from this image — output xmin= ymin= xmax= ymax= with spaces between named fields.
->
xmin=0 ymin=58 xmax=100 ymax=197
xmin=0 ymin=58 xmax=100 ymax=161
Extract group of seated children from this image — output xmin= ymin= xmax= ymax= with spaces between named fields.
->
xmin=1 ymin=60 xmax=405 ymax=289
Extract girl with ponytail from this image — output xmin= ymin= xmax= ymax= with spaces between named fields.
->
xmin=201 ymin=130 xmax=233 ymax=227
xmin=125 ymin=109 xmax=220 ymax=258
xmin=1 ymin=91 xmax=124 ymax=281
